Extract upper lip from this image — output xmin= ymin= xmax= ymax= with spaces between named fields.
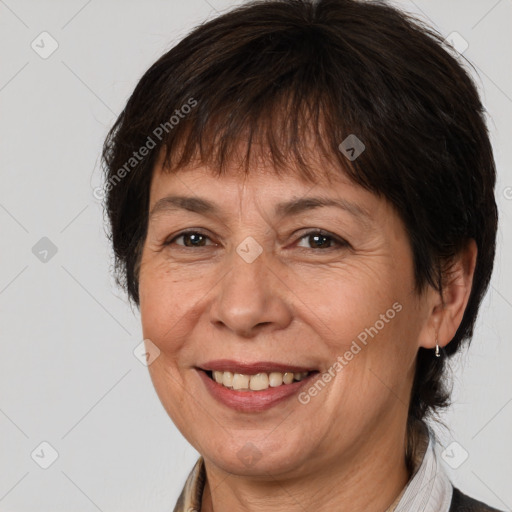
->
xmin=199 ymin=359 xmax=316 ymax=375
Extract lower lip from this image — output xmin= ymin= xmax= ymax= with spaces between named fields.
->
xmin=197 ymin=370 xmax=317 ymax=412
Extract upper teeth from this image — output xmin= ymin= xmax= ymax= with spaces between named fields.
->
xmin=212 ymin=370 xmax=310 ymax=391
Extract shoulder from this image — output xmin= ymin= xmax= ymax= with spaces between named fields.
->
xmin=450 ymin=486 xmax=505 ymax=512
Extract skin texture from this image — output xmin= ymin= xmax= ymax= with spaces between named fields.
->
xmin=138 ymin=150 xmax=477 ymax=512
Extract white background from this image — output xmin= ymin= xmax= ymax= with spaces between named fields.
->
xmin=0 ymin=0 xmax=511 ymax=510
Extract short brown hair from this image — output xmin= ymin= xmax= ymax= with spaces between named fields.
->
xmin=101 ymin=0 xmax=498 ymax=432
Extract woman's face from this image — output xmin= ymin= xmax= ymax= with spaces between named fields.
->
xmin=139 ymin=154 xmax=434 ymax=479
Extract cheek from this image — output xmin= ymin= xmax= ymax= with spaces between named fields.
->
xmin=299 ymin=264 xmax=419 ymax=396
xmin=139 ymin=263 xmax=183 ymax=356
xmin=331 ymin=298 xmax=419 ymax=418
xmin=291 ymin=262 xmax=401 ymax=344
xmin=138 ymin=256 xmax=219 ymax=366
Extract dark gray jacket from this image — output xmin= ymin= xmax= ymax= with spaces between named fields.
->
xmin=450 ymin=487 xmax=505 ymax=511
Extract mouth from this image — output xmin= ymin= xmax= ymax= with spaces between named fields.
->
xmin=198 ymin=359 xmax=318 ymax=390
xmin=196 ymin=360 xmax=320 ymax=412
xmin=204 ymin=369 xmax=313 ymax=391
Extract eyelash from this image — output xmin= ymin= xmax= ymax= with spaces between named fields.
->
xmin=164 ymin=229 xmax=349 ymax=251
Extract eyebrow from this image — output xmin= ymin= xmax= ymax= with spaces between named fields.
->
xmin=149 ymin=194 xmax=372 ymax=223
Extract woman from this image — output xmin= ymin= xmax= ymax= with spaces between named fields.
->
xmin=101 ymin=0 xmax=502 ymax=510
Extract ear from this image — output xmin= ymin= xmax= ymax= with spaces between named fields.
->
xmin=418 ymin=239 xmax=478 ymax=351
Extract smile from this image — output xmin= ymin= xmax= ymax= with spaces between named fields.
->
xmin=208 ymin=370 xmax=311 ymax=391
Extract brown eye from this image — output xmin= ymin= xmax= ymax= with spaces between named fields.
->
xmin=296 ymin=230 xmax=348 ymax=250
xmin=166 ymin=231 xmax=214 ymax=247
xmin=307 ymin=233 xmax=331 ymax=249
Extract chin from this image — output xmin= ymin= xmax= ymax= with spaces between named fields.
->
xmin=202 ymin=435 xmax=313 ymax=478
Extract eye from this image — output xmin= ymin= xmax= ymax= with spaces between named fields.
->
xmin=163 ymin=229 xmax=348 ymax=251
xmin=295 ymin=230 xmax=349 ymax=250
xmin=165 ymin=230 xmax=216 ymax=248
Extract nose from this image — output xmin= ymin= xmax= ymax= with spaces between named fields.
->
xmin=209 ymin=246 xmax=293 ymax=338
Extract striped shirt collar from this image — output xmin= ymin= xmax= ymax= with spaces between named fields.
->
xmin=173 ymin=421 xmax=452 ymax=512
xmin=387 ymin=421 xmax=453 ymax=512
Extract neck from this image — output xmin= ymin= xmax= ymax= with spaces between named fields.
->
xmin=200 ymin=418 xmax=411 ymax=512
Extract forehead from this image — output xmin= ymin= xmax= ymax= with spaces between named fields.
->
xmin=148 ymin=146 xmax=382 ymax=231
